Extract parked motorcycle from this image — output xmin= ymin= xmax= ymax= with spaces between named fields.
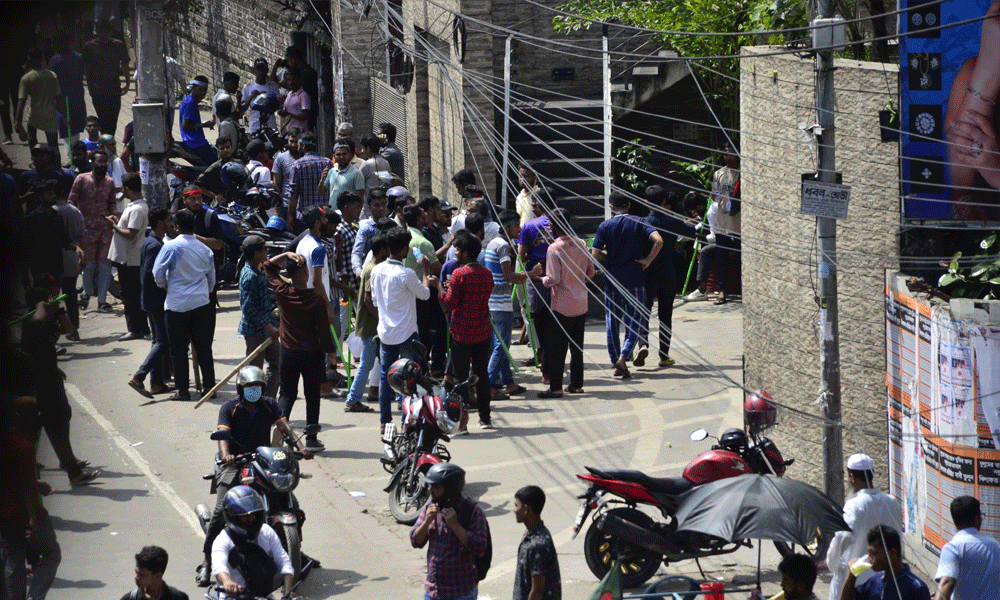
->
xmin=381 ymin=356 xmax=475 ymax=525
xmin=570 ymin=392 xmax=821 ymax=588
xmin=195 ymin=424 xmax=321 ymax=583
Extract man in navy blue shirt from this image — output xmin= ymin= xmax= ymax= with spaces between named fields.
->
xmin=591 ymin=191 xmax=663 ymax=379
xmin=129 ymin=206 xmax=174 ymax=398
xmin=841 ymin=526 xmax=930 ymax=600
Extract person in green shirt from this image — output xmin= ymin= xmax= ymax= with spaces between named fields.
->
xmin=344 ymin=232 xmax=388 ymax=413
xmin=15 ymin=48 xmax=61 ymax=148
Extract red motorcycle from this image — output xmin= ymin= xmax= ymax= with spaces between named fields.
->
xmin=571 ymin=391 xmax=821 ymax=588
xmin=381 ymin=357 xmax=473 ymax=524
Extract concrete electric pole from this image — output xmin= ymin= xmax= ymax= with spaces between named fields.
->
xmin=812 ymin=1 xmax=847 ymax=504
xmin=133 ymin=0 xmax=170 ymax=206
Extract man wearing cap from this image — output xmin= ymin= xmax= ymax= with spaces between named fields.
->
xmin=212 ymin=72 xmax=241 ymax=125
xmin=826 ymin=453 xmax=903 ymax=600
xmin=318 ymin=141 xmax=364 ymax=206
xmin=242 ymin=59 xmax=280 ymax=135
xmin=178 ymin=76 xmax=218 ymax=166
xmin=287 ymin=133 xmax=330 ymax=232
xmin=238 ymin=235 xmax=279 ymax=398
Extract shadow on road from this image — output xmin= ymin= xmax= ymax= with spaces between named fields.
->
xmin=49 ymin=515 xmax=108 ymax=533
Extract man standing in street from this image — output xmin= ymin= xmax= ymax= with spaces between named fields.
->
xmin=271 ymin=127 xmax=302 ymax=217
xmin=352 ymin=188 xmax=389 ymax=277
xmin=515 ymin=162 xmax=540 ymax=227
xmin=710 ymin=146 xmax=740 ymax=305
xmin=359 ymin=134 xmax=390 ymax=204
xmin=344 ymin=232 xmax=388 ymax=413
xmin=377 ymin=122 xmax=405 ymax=184
xmin=69 ymin=149 xmax=117 ymax=313
xmin=517 ymin=192 xmax=552 ymax=371
xmin=591 ymin=191 xmax=663 ymax=379
xmin=238 ymin=235 xmax=280 ymax=399
xmin=826 ymin=453 xmax=904 ymax=600
xmin=840 ymin=526 xmax=930 ymax=600
xmin=15 ymin=48 xmax=61 ymax=148
xmin=319 ymin=141 xmax=365 ymax=206
xmin=410 ymin=463 xmax=488 ymax=600
xmin=107 ymin=173 xmax=149 ymax=341
xmin=242 ymin=58 xmax=280 ymax=135
xmin=152 ymin=208 xmax=216 ymax=402
xmin=934 ymin=495 xmax=1000 ymax=600
xmin=53 ymin=184 xmax=87 ymax=338
xmin=513 ymin=485 xmax=561 ymax=600
xmin=372 ymin=227 xmax=434 ymax=431
xmin=81 ymin=19 xmax=130 ymax=137
xmin=128 ymin=207 xmax=174 ymax=399
xmin=287 ymin=133 xmax=330 ymax=232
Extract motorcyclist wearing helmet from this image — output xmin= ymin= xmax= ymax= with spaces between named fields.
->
xmin=212 ymin=486 xmax=295 ymax=599
xmin=195 ymin=366 xmax=311 ymax=587
xmin=410 ymin=463 xmax=488 ymax=600
xmin=195 ymin=136 xmax=244 ymax=205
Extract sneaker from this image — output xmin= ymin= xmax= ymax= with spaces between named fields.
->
xmin=99 ymin=303 xmax=114 ymax=313
xmin=633 ymin=347 xmax=648 ymax=367
xmin=344 ymin=402 xmax=374 ymax=413
xmin=304 ymin=437 xmax=325 ymax=452
xmin=66 ymin=331 xmax=80 ymax=342
xmin=659 ymin=357 xmax=675 ymax=367
xmin=478 ymin=420 xmax=495 ymax=430
xmin=683 ymin=289 xmax=708 ymax=302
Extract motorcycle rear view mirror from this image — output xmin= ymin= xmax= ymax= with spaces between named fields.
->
xmin=210 ymin=429 xmax=232 ymax=441
xmin=689 ymin=428 xmax=709 ymax=442
xmin=466 ymin=375 xmax=478 ymax=386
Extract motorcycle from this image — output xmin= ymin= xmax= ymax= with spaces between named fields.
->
xmin=571 ymin=425 xmax=811 ymax=588
xmin=196 ymin=424 xmax=321 ymax=583
xmin=381 ymin=355 xmax=476 ymax=525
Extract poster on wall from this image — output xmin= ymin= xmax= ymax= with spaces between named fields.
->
xmin=885 ymin=273 xmax=1000 ymax=552
xmin=900 ymin=1 xmax=1000 ymax=220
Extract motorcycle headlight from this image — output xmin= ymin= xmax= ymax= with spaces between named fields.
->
xmin=436 ymin=409 xmax=459 ymax=435
xmin=267 ymin=471 xmax=295 ymax=492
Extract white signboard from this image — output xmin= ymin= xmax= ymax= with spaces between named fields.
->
xmin=800 ymin=180 xmax=851 ymax=219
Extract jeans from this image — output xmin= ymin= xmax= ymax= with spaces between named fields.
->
xmin=61 ymin=276 xmax=79 ymax=329
xmin=425 ymin=588 xmax=477 ymax=600
xmin=715 ymin=233 xmax=741 ymax=293
xmin=346 ymin=335 xmax=378 ymax=405
xmin=643 ymin=280 xmax=675 ymax=360
xmin=134 ymin=308 xmax=169 ymax=387
xmin=488 ymin=310 xmax=514 ymax=388
xmin=113 ymin=263 xmax=148 ymax=335
xmin=175 ymin=140 xmax=218 ymax=165
xmin=81 ymin=262 xmax=112 ymax=305
xmin=26 ymin=126 xmax=58 ymax=149
xmin=604 ymin=283 xmax=646 ymax=365
xmin=378 ymin=332 xmax=419 ymax=424
xmin=695 ymin=242 xmax=716 ymax=284
xmin=202 ymin=465 xmax=240 ymax=555
xmin=244 ymin=334 xmax=280 ymax=399
xmin=546 ymin=312 xmax=586 ymax=391
xmin=278 ymin=346 xmax=325 ymax=428
xmin=1 ymin=515 xmax=61 ymax=600
xmin=451 ymin=338 xmax=492 ymax=424
xmin=89 ymin=93 xmax=122 ymax=136
xmin=165 ymin=303 xmax=216 ymax=394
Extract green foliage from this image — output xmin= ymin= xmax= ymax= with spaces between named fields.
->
xmin=615 ymin=137 xmax=653 ymax=193
xmin=552 ymin=0 xmax=810 ymax=128
xmin=670 ymin=157 xmax=715 ymax=190
xmin=938 ymin=232 xmax=1000 ymax=299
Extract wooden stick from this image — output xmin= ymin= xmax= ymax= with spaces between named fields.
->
xmin=194 ymin=337 xmax=274 ymax=408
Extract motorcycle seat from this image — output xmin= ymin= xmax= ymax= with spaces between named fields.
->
xmin=587 ymin=467 xmax=694 ymax=495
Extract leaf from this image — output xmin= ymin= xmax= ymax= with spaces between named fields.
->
xmin=990 ymin=277 xmax=1000 ymax=285
xmin=970 ymin=264 xmax=990 ymax=278
xmin=938 ymin=273 xmax=961 ymax=287
xmin=981 ymin=233 xmax=997 ymax=250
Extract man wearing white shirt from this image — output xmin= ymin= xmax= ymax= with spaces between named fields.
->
xmin=371 ymin=227 xmax=436 ymax=426
xmin=106 ymin=172 xmax=148 ymax=341
xmin=152 ymin=207 xmax=216 ymax=402
xmin=294 ymin=206 xmax=334 ymax=320
xmin=246 ymin=140 xmax=271 ymax=185
xmin=242 ymin=58 xmax=280 ymax=134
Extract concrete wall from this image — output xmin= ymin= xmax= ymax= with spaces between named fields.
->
xmin=740 ymin=46 xmax=900 ymax=491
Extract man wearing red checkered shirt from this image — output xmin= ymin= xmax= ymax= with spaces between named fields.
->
xmin=432 ymin=230 xmax=493 ymax=429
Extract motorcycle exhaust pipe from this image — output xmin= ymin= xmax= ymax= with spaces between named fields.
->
xmin=595 ymin=513 xmax=680 ymax=557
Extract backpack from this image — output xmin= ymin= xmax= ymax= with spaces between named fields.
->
xmin=458 ymin=499 xmax=492 ymax=581
xmin=227 ymin=536 xmax=279 ymax=596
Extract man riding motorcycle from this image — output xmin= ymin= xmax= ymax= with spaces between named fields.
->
xmin=212 ymin=486 xmax=296 ymax=599
xmin=196 ymin=366 xmax=313 ymax=587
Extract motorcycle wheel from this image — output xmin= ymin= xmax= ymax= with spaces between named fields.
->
xmin=584 ymin=507 xmax=662 ymax=589
xmin=774 ymin=530 xmax=830 ymax=564
xmin=388 ymin=464 xmax=431 ymax=525
xmin=278 ymin=522 xmax=302 ymax=580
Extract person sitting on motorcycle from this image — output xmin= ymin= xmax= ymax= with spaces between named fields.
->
xmin=195 ymin=137 xmax=243 ymax=204
xmin=213 ymin=486 xmax=296 ymax=599
xmin=196 ymin=366 xmax=312 ymax=587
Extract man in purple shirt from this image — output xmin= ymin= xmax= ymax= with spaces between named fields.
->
xmin=591 ymin=191 xmax=663 ymax=379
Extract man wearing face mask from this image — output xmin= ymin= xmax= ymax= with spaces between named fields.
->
xmin=195 ymin=365 xmax=312 ymax=587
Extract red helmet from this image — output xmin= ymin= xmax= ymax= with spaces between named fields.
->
xmin=744 ymin=389 xmax=777 ymax=434
xmin=387 ymin=358 xmax=422 ymax=396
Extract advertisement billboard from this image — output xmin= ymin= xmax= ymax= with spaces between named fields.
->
xmin=900 ymin=1 xmax=1000 ymax=220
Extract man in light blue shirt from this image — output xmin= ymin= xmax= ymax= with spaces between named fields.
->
xmin=153 ymin=205 xmax=217 ymax=401
xmin=934 ymin=495 xmax=1000 ymax=600
xmin=351 ymin=189 xmax=389 ymax=277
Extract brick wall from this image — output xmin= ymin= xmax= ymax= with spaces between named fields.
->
xmin=740 ymin=46 xmax=900 ymax=491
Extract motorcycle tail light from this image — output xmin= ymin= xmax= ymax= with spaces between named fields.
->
xmin=589 ymin=500 xmax=598 ymax=509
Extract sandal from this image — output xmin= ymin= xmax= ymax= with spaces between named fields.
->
xmin=70 ymin=470 xmax=101 ymax=486
xmin=713 ymin=296 xmax=728 ymax=305
xmin=565 ymin=386 xmax=585 ymax=394
xmin=128 ymin=378 xmax=154 ymax=399
xmin=537 ymin=390 xmax=563 ymax=399
xmin=506 ymin=385 xmax=527 ymax=395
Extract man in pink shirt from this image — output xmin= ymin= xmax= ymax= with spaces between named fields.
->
xmin=279 ymin=67 xmax=311 ymax=133
xmin=539 ymin=208 xmax=595 ymax=397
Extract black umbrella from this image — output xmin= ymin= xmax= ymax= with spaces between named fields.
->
xmin=673 ymin=474 xmax=849 ymax=547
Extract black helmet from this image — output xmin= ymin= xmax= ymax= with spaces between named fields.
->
xmin=221 ymin=162 xmax=249 ymax=193
xmin=222 ymin=485 xmax=265 ymax=542
xmin=424 ymin=462 xmax=465 ymax=503
xmin=719 ymin=427 xmax=748 ymax=451
xmin=387 ymin=358 xmax=421 ymax=396
xmin=249 ymin=93 xmax=278 ymax=115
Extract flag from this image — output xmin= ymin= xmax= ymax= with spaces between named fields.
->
xmin=587 ymin=559 xmax=623 ymax=600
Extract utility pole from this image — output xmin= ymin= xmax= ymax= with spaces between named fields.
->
xmin=602 ymin=23 xmax=611 ymax=221
xmin=133 ymin=0 xmax=169 ymax=206
xmin=813 ymin=1 xmax=846 ymax=504
xmin=501 ymin=35 xmax=512 ymax=210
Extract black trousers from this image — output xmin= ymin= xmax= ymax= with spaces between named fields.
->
xmin=203 ymin=465 xmax=240 ymax=555
xmin=451 ymin=338 xmax=492 ymax=424
xmin=546 ymin=312 xmax=586 ymax=391
xmin=135 ymin=308 xmax=169 ymax=386
xmin=165 ymin=304 xmax=215 ymax=393
xmin=644 ymin=280 xmax=675 ymax=360
xmin=61 ymin=276 xmax=79 ymax=329
xmin=278 ymin=346 xmax=324 ymax=428
xmin=37 ymin=377 xmax=83 ymax=481
xmin=114 ymin=263 xmax=148 ymax=335
xmin=423 ymin=289 xmax=448 ymax=372
xmin=530 ymin=308 xmax=550 ymax=376
xmin=89 ymin=93 xmax=121 ymax=136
